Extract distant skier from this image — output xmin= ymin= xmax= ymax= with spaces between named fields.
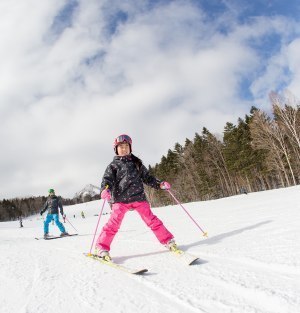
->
xmin=240 ymin=187 xmax=248 ymax=195
xmin=19 ymin=216 xmax=23 ymax=228
xmin=81 ymin=211 xmax=85 ymax=218
xmin=40 ymin=189 xmax=69 ymax=239
xmin=95 ymin=134 xmax=177 ymax=261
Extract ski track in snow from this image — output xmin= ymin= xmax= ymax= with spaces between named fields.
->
xmin=1 ymin=185 xmax=300 ymax=313
xmin=195 ymin=254 xmax=299 ymax=313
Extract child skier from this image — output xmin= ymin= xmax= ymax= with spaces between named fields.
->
xmin=40 ymin=189 xmax=69 ymax=239
xmin=95 ymin=134 xmax=178 ymax=261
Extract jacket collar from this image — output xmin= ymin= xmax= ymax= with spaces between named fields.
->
xmin=114 ymin=154 xmax=132 ymax=161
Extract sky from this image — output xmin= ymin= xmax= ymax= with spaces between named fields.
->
xmin=1 ymin=185 xmax=299 ymax=312
xmin=1 ymin=0 xmax=300 ymax=199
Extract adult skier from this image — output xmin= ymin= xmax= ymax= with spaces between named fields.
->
xmin=40 ymin=189 xmax=68 ymax=239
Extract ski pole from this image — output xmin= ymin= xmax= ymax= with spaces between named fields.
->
xmin=166 ymin=189 xmax=208 ymax=237
xmin=88 ymin=186 xmax=109 ymax=255
xmin=65 ymin=217 xmax=79 ymax=233
xmin=88 ymin=199 xmax=107 ymax=255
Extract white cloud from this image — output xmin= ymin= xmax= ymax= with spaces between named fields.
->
xmin=0 ymin=0 xmax=299 ymax=199
xmin=286 ymin=38 xmax=300 ymax=97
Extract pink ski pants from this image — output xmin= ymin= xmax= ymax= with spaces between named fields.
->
xmin=96 ymin=201 xmax=173 ymax=251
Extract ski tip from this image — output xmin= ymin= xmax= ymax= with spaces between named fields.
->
xmin=189 ymin=258 xmax=200 ymax=265
xmin=134 ymin=269 xmax=148 ymax=275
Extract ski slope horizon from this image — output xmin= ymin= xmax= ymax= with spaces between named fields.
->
xmin=1 ymin=186 xmax=300 ymax=313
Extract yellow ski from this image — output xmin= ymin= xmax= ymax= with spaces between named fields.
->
xmin=84 ymin=253 xmax=148 ymax=275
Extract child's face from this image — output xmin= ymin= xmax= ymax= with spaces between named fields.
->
xmin=117 ymin=143 xmax=130 ymax=156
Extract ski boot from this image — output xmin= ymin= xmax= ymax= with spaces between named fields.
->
xmin=165 ymin=239 xmax=180 ymax=253
xmin=95 ymin=248 xmax=112 ymax=262
xmin=44 ymin=233 xmax=50 ymax=239
xmin=60 ymin=232 xmax=69 ymax=237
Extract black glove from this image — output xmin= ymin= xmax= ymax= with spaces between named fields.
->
xmin=40 ymin=211 xmax=43 ymax=216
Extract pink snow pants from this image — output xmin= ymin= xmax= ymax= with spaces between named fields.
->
xmin=95 ymin=201 xmax=173 ymax=251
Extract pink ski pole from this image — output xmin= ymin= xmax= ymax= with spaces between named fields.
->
xmin=167 ymin=189 xmax=208 ymax=237
xmin=88 ymin=198 xmax=107 ymax=255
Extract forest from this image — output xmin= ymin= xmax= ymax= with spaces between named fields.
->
xmin=146 ymin=90 xmax=300 ymax=206
xmin=0 ymin=194 xmax=100 ymax=222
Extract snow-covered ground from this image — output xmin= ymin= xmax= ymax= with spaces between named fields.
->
xmin=1 ymin=186 xmax=300 ymax=313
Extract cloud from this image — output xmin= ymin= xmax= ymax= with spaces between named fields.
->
xmin=0 ymin=0 xmax=299 ymax=199
xmin=286 ymin=38 xmax=300 ymax=94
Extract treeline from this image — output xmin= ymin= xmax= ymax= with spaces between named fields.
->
xmin=146 ymin=90 xmax=300 ymax=207
xmin=0 ymin=194 xmax=100 ymax=222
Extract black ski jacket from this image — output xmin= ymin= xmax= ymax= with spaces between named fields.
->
xmin=100 ymin=154 xmax=161 ymax=204
xmin=41 ymin=195 xmax=64 ymax=215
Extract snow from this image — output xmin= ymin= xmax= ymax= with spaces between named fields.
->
xmin=1 ymin=186 xmax=300 ymax=313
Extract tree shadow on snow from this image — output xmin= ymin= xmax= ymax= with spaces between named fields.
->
xmin=179 ymin=220 xmax=273 ymax=250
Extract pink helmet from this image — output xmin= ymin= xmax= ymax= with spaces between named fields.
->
xmin=114 ymin=134 xmax=132 ymax=154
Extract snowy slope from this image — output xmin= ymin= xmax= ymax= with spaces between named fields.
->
xmin=1 ymin=186 xmax=300 ymax=313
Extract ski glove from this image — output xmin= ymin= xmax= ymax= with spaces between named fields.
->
xmin=101 ymin=189 xmax=111 ymax=201
xmin=160 ymin=181 xmax=171 ymax=190
xmin=40 ymin=211 xmax=43 ymax=216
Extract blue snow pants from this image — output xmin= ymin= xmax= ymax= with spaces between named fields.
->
xmin=44 ymin=214 xmax=65 ymax=234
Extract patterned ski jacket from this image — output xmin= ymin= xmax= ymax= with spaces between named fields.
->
xmin=100 ymin=154 xmax=161 ymax=204
xmin=41 ymin=195 xmax=64 ymax=215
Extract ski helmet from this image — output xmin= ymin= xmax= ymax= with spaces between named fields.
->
xmin=114 ymin=134 xmax=132 ymax=154
xmin=48 ymin=188 xmax=55 ymax=194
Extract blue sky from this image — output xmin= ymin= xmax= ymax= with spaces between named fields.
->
xmin=0 ymin=0 xmax=299 ymax=199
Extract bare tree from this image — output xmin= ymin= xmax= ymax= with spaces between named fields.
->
xmin=270 ymin=90 xmax=300 ymax=162
xmin=250 ymin=109 xmax=296 ymax=186
xmin=203 ymin=131 xmax=236 ymax=196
